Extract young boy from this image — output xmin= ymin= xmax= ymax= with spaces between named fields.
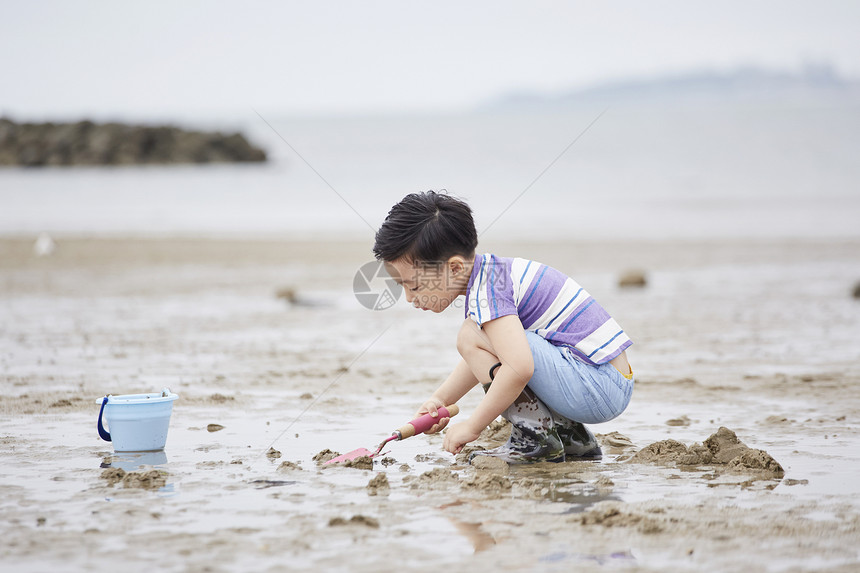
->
xmin=373 ymin=191 xmax=634 ymax=463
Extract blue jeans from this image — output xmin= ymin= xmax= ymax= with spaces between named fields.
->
xmin=524 ymin=331 xmax=634 ymax=425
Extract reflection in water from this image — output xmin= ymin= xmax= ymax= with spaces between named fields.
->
xmin=103 ymin=450 xmax=168 ymax=472
xmin=541 ymin=550 xmax=636 ymax=565
xmin=440 ymin=479 xmax=618 ymax=554
xmin=515 ymin=473 xmax=622 ymax=509
xmin=447 ymin=518 xmax=496 ymax=553
xmin=545 ymin=487 xmax=621 ymax=509
xmin=250 ymin=480 xmax=297 ymax=489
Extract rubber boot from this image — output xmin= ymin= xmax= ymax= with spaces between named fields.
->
xmin=469 ymin=385 xmax=565 ymax=465
xmin=550 ymin=410 xmax=602 ymax=459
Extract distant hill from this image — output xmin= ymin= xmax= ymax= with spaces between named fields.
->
xmin=485 ymin=64 xmax=860 ymax=109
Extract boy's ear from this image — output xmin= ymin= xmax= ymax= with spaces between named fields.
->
xmin=447 ymin=255 xmax=467 ymax=275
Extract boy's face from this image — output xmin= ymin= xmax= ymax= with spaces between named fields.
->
xmin=385 ymin=257 xmax=468 ymax=313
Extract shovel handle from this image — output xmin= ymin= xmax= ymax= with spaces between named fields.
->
xmin=397 ymin=404 xmax=459 ymax=439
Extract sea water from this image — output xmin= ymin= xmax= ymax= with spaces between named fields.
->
xmin=1 ymin=98 xmax=859 ymax=241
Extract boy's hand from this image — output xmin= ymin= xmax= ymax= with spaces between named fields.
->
xmin=442 ymin=422 xmax=482 ymax=454
xmin=415 ymin=397 xmax=448 ymax=434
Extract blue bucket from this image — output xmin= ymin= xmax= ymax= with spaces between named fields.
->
xmin=96 ymin=388 xmax=178 ymax=452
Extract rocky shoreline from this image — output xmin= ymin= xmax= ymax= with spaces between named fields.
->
xmin=0 ymin=118 xmax=267 ymax=166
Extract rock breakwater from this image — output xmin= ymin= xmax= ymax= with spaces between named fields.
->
xmin=0 ymin=118 xmax=266 ymax=166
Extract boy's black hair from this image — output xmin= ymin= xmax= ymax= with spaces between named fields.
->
xmin=373 ymin=190 xmax=478 ymax=264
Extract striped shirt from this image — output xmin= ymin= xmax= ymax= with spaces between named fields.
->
xmin=465 ymin=253 xmax=632 ymax=365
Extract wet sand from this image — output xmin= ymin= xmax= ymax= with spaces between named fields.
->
xmin=2 ymin=236 xmax=860 ymax=572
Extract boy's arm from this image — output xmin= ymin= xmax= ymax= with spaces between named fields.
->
xmin=421 ymin=358 xmax=478 ymax=410
xmin=415 ymin=358 xmax=478 ymax=433
xmin=443 ymin=315 xmax=534 ymax=453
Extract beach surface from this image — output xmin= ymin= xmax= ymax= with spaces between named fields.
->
xmin=2 ymin=236 xmax=859 ymax=572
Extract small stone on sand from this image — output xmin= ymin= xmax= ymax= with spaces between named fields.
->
xmin=275 ymin=286 xmax=298 ymax=303
xmin=618 ymin=270 xmax=647 ymax=288
xmin=207 ymin=424 xmax=224 ymax=432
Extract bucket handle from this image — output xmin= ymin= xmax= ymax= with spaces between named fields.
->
xmin=97 ymin=396 xmax=111 ymax=442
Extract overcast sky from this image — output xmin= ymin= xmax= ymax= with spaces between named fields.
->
xmin=2 ymin=1 xmax=859 ymax=121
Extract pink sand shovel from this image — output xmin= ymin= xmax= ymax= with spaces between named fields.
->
xmin=324 ymin=404 xmax=460 ymax=465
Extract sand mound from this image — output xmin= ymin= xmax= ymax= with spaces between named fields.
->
xmin=728 ymin=449 xmax=785 ymax=474
xmin=596 ymin=431 xmax=636 ymax=454
xmin=577 ymin=503 xmax=663 ymax=534
xmin=481 ymin=419 xmax=512 ymax=444
xmin=100 ymin=468 xmax=168 ymax=490
xmin=458 ymin=420 xmax=513 ymax=461
xmin=341 ymin=456 xmax=374 ymax=470
xmin=630 ymin=427 xmax=784 ymax=476
xmin=366 ymin=473 xmax=390 ymax=496
xmin=418 ymin=468 xmax=459 ymax=483
xmin=630 ymin=439 xmax=693 ymax=463
xmin=463 ymin=473 xmax=512 ymax=496
xmin=403 ymin=468 xmax=459 ymax=490
xmin=704 ymin=426 xmax=750 ymax=463
xmin=470 ymin=455 xmax=509 ymax=474
xmin=328 ymin=515 xmax=379 ymax=528
xmin=277 ymin=461 xmax=302 ymax=472
xmin=312 ymin=449 xmax=340 ymax=465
